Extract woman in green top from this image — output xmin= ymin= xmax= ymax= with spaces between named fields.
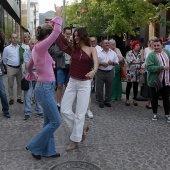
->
xmin=109 ymin=39 xmax=123 ymax=100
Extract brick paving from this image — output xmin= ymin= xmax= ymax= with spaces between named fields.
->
xmin=0 ymin=75 xmax=170 ymax=170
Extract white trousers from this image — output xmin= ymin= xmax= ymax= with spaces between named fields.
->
xmin=61 ymin=77 xmax=91 ymax=142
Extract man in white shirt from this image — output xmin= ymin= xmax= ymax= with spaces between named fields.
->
xmin=3 ymin=33 xmax=23 ymax=105
xmin=97 ymin=39 xmax=119 ymax=108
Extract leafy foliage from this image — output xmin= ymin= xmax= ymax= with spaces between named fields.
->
xmin=65 ymin=0 xmax=170 ymax=36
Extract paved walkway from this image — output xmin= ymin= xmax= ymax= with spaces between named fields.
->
xmin=0 ymin=75 xmax=170 ymax=170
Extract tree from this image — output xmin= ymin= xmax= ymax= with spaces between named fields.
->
xmin=99 ymin=0 xmax=157 ymax=36
xmin=65 ymin=0 xmax=112 ymax=36
xmin=65 ymin=0 xmax=170 ymax=37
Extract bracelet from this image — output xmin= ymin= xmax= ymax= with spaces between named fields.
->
xmin=92 ymin=69 xmax=97 ymax=74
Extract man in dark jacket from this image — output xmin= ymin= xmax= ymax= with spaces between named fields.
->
xmin=49 ymin=27 xmax=71 ymax=111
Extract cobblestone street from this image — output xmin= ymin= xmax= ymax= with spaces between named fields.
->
xmin=0 ymin=75 xmax=170 ymax=170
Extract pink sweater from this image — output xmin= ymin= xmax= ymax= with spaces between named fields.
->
xmin=26 ymin=16 xmax=62 ymax=82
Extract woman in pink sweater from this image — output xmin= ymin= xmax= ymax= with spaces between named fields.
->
xmin=25 ymin=12 xmax=62 ymax=160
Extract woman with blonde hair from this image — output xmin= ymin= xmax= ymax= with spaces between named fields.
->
xmin=142 ymin=36 xmax=157 ymax=109
xmin=19 ymin=33 xmax=31 ymax=65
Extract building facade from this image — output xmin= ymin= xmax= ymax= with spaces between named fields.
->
xmin=28 ymin=0 xmax=39 ymax=38
xmin=141 ymin=0 xmax=170 ymax=46
xmin=0 ymin=0 xmax=29 ymax=44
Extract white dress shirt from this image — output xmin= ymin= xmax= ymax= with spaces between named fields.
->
xmin=2 ymin=44 xmax=20 ymax=66
xmin=21 ymin=43 xmax=30 ymax=51
xmin=98 ymin=49 xmax=119 ymax=71
xmin=95 ymin=45 xmax=102 ymax=53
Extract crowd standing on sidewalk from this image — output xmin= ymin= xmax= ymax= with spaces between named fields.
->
xmin=1 ymin=6 xmax=170 ymax=161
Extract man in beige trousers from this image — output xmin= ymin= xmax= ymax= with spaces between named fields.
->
xmin=3 ymin=33 xmax=23 ymax=105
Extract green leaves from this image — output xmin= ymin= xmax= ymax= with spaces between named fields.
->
xmin=65 ymin=0 xmax=169 ymax=37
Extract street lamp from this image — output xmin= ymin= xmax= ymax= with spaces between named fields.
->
xmin=70 ymin=24 xmax=73 ymax=33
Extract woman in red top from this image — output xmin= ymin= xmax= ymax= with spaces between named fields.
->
xmin=55 ymin=27 xmax=98 ymax=151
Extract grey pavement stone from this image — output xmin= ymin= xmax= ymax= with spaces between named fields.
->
xmin=0 ymin=75 xmax=170 ymax=170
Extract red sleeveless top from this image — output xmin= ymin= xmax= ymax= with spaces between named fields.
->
xmin=55 ymin=33 xmax=91 ymax=80
xmin=69 ymin=49 xmax=91 ymax=80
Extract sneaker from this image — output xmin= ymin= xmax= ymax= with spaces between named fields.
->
xmin=24 ymin=115 xmax=30 ymax=120
xmin=17 ymin=99 xmax=24 ymax=104
xmin=87 ymin=110 xmax=93 ymax=119
xmin=164 ymin=116 xmax=170 ymax=123
xmin=36 ymin=113 xmax=44 ymax=118
xmin=152 ymin=115 xmax=158 ymax=121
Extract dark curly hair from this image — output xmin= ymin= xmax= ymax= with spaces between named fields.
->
xmin=36 ymin=24 xmax=53 ymax=41
xmin=72 ymin=27 xmax=91 ymax=50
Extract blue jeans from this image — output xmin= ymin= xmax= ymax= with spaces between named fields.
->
xmin=0 ymin=75 xmax=9 ymax=115
xmin=24 ymin=81 xmax=43 ymax=116
xmin=57 ymin=69 xmax=69 ymax=85
xmin=26 ymin=82 xmax=60 ymax=156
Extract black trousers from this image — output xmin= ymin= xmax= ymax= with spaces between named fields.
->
xmin=126 ymin=82 xmax=138 ymax=100
xmin=97 ymin=69 xmax=113 ymax=104
xmin=150 ymin=85 xmax=169 ymax=115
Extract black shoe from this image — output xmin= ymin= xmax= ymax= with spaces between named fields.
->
xmin=133 ymin=101 xmax=138 ymax=106
xmin=36 ymin=113 xmax=44 ymax=118
xmin=3 ymin=112 xmax=10 ymax=118
xmin=24 ymin=115 xmax=30 ymax=120
xmin=50 ymin=153 xmax=60 ymax=157
xmin=31 ymin=154 xmax=41 ymax=160
xmin=104 ymin=103 xmax=111 ymax=107
xmin=43 ymin=153 xmax=60 ymax=158
xmin=9 ymin=99 xmax=14 ymax=105
xmin=57 ymin=105 xmax=60 ymax=112
xmin=99 ymin=103 xmax=104 ymax=108
xmin=17 ymin=99 xmax=24 ymax=104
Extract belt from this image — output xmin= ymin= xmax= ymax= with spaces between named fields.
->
xmin=99 ymin=69 xmax=112 ymax=72
xmin=36 ymin=81 xmax=40 ymax=86
xmin=7 ymin=64 xmax=20 ymax=68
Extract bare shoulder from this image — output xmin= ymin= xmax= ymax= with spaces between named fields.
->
xmin=90 ymin=47 xmax=97 ymax=52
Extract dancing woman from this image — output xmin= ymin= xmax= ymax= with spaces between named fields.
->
xmin=25 ymin=9 xmax=62 ymax=159
xmin=55 ymin=27 xmax=98 ymax=151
